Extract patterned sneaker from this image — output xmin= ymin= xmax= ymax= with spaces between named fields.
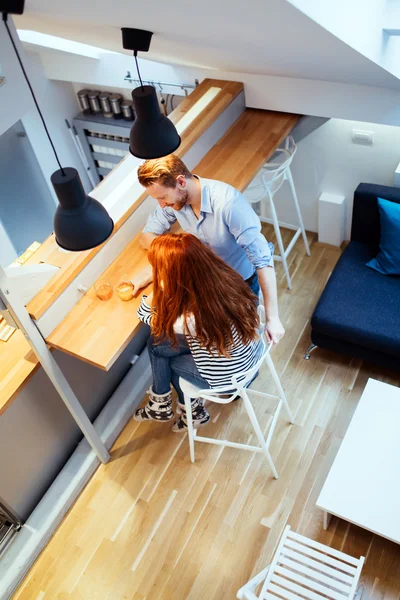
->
xmin=134 ymin=387 xmax=174 ymax=422
xmin=172 ymin=398 xmax=210 ymax=432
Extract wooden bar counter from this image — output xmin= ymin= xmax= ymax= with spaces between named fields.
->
xmin=1 ymin=81 xmax=298 ymax=413
xmin=0 ymin=78 xmax=245 ymax=415
xmin=26 ymin=79 xmax=244 ymax=322
xmin=47 ymin=108 xmax=299 ymax=370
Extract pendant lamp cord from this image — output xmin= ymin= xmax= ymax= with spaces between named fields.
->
xmin=134 ymin=50 xmax=145 ymax=92
xmin=2 ymin=12 xmax=66 ymax=176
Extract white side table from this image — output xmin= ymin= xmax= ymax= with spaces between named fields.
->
xmin=318 ymin=192 xmax=346 ymax=247
xmin=317 ymin=378 xmax=400 ymax=544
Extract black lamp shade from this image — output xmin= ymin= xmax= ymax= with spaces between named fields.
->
xmin=51 ymin=168 xmax=114 ymax=251
xmin=129 ymin=86 xmax=181 ymax=159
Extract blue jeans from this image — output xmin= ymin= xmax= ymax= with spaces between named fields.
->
xmin=246 ymin=270 xmax=260 ymax=302
xmin=147 ymin=335 xmax=210 ymax=404
xmin=147 ymin=271 xmax=260 ymax=403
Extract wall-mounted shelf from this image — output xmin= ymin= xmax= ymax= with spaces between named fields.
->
xmin=73 ymin=112 xmax=133 ymax=188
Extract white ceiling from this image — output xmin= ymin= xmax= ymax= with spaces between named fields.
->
xmin=15 ymin=0 xmax=400 ymax=89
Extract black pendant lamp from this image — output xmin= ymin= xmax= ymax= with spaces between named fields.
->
xmin=1 ymin=1 xmax=114 ymax=251
xmin=121 ymin=28 xmax=181 ymax=159
xmin=51 ymin=168 xmax=114 ymax=251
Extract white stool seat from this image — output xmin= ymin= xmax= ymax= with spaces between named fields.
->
xmin=178 ymin=307 xmax=293 ymax=478
xmin=245 ymin=136 xmax=310 ymax=290
xmin=237 ymin=525 xmax=365 ymax=600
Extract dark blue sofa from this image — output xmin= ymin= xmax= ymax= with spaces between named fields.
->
xmin=308 ymin=183 xmax=400 ymax=370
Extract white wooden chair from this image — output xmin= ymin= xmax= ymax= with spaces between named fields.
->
xmin=244 ymin=136 xmax=310 ymax=290
xmin=237 ymin=525 xmax=365 ymax=600
xmin=179 ymin=307 xmax=293 ymax=478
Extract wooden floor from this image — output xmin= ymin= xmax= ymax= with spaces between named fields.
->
xmin=13 ymin=226 xmax=400 ymax=600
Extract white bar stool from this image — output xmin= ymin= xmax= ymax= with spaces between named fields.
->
xmin=178 ymin=309 xmax=293 ymax=478
xmin=237 ymin=525 xmax=365 ymax=600
xmin=245 ymin=136 xmax=310 ymax=290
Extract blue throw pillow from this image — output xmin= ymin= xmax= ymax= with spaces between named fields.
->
xmin=366 ymin=197 xmax=400 ymax=275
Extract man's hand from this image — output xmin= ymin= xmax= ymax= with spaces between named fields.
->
xmin=131 ymin=265 xmax=153 ymax=295
xmin=265 ymin=316 xmax=285 ymax=345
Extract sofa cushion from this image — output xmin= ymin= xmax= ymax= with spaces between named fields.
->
xmin=366 ymin=197 xmax=400 ymax=275
xmin=312 ymin=241 xmax=400 ymax=358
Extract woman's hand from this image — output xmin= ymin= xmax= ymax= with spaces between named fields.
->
xmin=131 ymin=264 xmax=153 ymax=295
xmin=265 ymin=316 xmax=285 ymax=345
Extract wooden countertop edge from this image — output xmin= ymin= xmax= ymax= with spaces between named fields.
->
xmin=26 ymin=79 xmax=244 ymax=321
xmin=0 ymin=364 xmax=39 ymax=416
xmin=48 ymin=320 xmax=145 ymax=371
xmin=0 ymin=332 xmax=41 ymax=416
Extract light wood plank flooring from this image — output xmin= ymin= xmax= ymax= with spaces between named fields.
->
xmin=13 ymin=226 xmax=400 ymax=599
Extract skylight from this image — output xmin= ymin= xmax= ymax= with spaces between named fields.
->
xmin=17 ymin=30 xmax=118 ymax=59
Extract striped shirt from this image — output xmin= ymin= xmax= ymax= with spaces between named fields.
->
xmin=137 ymin=296 xmax=264 ymax=388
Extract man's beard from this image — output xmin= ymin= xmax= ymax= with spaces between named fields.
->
xmin=173 ymin=189 xmax=189 ymax=211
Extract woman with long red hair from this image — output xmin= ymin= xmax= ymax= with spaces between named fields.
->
xmin=135 ymin=233 xmax=264 ymax=431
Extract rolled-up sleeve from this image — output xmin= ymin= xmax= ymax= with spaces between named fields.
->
xmin=142 ymin=206 xmax=177 ymax=235
xmin=224 ymin=191 xmax=274 ymax=269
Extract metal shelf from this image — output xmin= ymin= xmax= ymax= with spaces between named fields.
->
xmin=87 ymin=136 xmax=130 ymax=151
xmin=73 ymin=111 xmax=133 ymax=186
xmin=92 ymin=152 xmax=125 ymax=164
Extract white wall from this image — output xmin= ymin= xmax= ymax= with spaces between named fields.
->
xmin=21 ymin=51 xmax=91 ymax=195
xmin=385 ymin=0 xmax=400 ymax=24
xmin=36 ymin=49 xmax=195 ymax=98
xmin=0 ymin=21 xmax=31 ymax=137
xmin=288 ymin=0 xmax=386 ymax=67
xmin=32 ymin=46 xmax=400 ymax=127
xmin=0 ymin=221 xmax=17 ymax=268
xmin=252 ymin=119 xmax=400 ymax=237
xmin=0 ymin=18 xmax=90 ymax=198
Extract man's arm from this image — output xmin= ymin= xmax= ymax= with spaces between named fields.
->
xmin=140 ymin=232 xmax=158 ymax=250
xmin=133 ymin=206 xmax=177 ymax=291
xmin=224 ymin=192 xmax=285 ymax=344
xmin=257 ymin=267 xmax=285 ymax=344
xmin=141 ymin=206 xmax=177 ymax=247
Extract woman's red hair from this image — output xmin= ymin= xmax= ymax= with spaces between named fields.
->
xmin=148 ymin=233 xmax=259 ymax=355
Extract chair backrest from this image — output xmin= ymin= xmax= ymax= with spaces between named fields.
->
xmin=193 ymin=305 xmax=272 ymax=403
xmin=231 ymin=304 xmax=272 ymax=390
xmin=258 ymin=525 xmax=365 ymax=600
xmin=244 ymin=137 xmax=297 ymax=204
xmin=259 ymin=136 xmax=297 ymax=198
